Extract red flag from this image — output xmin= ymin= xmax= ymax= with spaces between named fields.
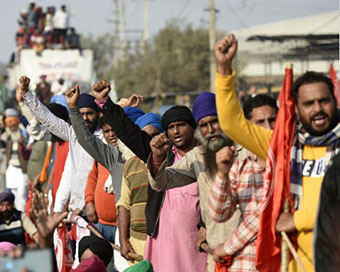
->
xmin=329 ymin=63 xmax=340 ymax=106
xmin=54 ymin=223 xmax=74 ymax=272
xmin=255 ymin=66 xmax=295 ymax=271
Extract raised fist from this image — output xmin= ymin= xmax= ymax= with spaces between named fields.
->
xmin=150 ymin=133 xmax=171 ymax=158
xmin=214 ymin=34 xmax=238 ymax=76
xmin=65 ymin=85 xmax=80 ymax=109
xmin=91 ymin=80 xmax=111 ymax=100
xmin=216 ymin=145 xmax=235 ymax=180
xmin=18 ymin=76 xmax=31 ymax=95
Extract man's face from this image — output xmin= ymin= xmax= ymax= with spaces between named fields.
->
xmin=167 ymin=121 xmax=195 ymax=150
xmin=196 ymin=116 xmax=232 ymax=151
xmin=102 ymin=123 xmax=117 ymax=146
xmin=142 ymin=124 xmax=160 ymax=137
xmin=79 ymin=108 xmax=99 ymax=133
xmin=250 ymin=105 xmax=277 ymax=129
xmin=295 ymin=82 xmax=338 ymax=136
xmin=8 ymin=123 xmax=19 ymax=132
xmin=0 ymin=201 xmax=13 ymax=220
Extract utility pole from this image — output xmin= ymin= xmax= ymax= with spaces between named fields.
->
xmin=120 ymin=0 xmax=127 ymax=61
xmin=208 ymin=0 xmax=217 ymax=92
xmin=113 ymin=0 xmax=120 ymax=68
xmin=143 ymin=0 xmax=149 ymax=53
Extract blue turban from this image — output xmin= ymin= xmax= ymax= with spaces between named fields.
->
xmin=77 ymin=93 xmax=99 ymax=112
xmin=50 ymin=95 xmax=70 ymax=113
xmin=124 ymin=107 xmax=145 ymax=123
xmin=0 ymin=192 xmax=15 ymax=205
xmin=192 ymin=91 xmax=217 ymax=124
xmin=135 ymin=113 xmax=163 ymax=132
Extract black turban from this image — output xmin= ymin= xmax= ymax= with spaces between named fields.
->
xmin=0 ymin=192 xmax=15 ymax=205
xmin=78 ymin=236 xmax=113 ymax=267
xmin=161 ymin=106 xmax=196 ymax=135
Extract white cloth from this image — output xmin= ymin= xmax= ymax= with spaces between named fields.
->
xmin=22 ymin=91 xmax=103 ymax=213
xmin=6 ymin=164 xmax=28 ymax=212
xmin=53 ymin=9 xmax=69 ymax=29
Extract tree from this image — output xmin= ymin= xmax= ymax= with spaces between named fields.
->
xmin=82 ymin=21 xmax=213 ymax=98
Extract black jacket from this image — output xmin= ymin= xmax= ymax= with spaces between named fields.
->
xmin=314 ymin=153 xmax=340 ymax=272
xmin=102 ymin=98 xmax=166 ymax=236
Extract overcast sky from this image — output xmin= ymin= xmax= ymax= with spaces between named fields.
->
xmin=0 ymin=0 xmax=337 ymax=63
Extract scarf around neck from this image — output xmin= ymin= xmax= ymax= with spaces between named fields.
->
xmin=290 ymin=121 xmax=340 ymax=210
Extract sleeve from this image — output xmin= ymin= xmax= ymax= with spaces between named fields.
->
xmin=22 ymin=91 xmax=71 ymax=142
xmin=215 ymin=71 xmax=272 ymax=160
xmin=147 ymin=149 xmax=198 ymax=192
xmin=222 ymin=163 xmax=267 ymax=256
xmin=314 ymin=161 xmax=340 ymax=272
xmin=85 ymin=161 xmax=97 ymax=204
xmin=21 ymin=212 xmax=37 ymax=238
xmin=26 ymin=118 xmax=52 ymax=142
xmin=18 ymin=102 xmax=34 ymax=122
xmin=53 ymin=153 xmax=73 ymax=212
xmin=101 ymin=98 xmax=152 ymax=162
xmin=116 ymin=173 xmax=131 ymax=210
xmin=208 ymin=175 xmax=236 ymax=223
xmin=69 ymin=108 xmax=119 ymax=170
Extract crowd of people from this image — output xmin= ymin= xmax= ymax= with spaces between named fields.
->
xmin=0 ymin=33 xmax=338 ymax=272
xmin=13 ymin=2 xmax=81 ymax=60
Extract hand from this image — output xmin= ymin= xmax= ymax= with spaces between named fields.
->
xmin=216 ymin=146 xmax=235 ymax=180
xmin=17 ymin=76 xmax=31 ymax=96
xmin=195 ymin=227 xmax=207 ymax=251
xmin=214 ymin=34 xmax=238 ymax=75
xmin=70 ymin=208 xmax=83 ymax=223
xmin=31 ymin=191 xmax=68 ymax=239
xmin=85 ymin=202 xmax=98 ymax=223
xmin=150 ymin=133 xmax=171 ymax=158
xmin=276 ymin=212 xmax=296 ymax=233
xmin=18 ymin=136 xmax=26 ymax=145
xmin=91 ymin=80 xmax=111 ymax=100
xmin=65 ymin=85 xmax=80 ymax=109
xmin=124 ymin=94 xmax=144 ymax=108
xmin=212 ymin=243 xmax=228 ymax=263
xmin=16 ymin=87 xmax=23 ymax=103
xmin=120 ymin=239 xmax=136 ymax=261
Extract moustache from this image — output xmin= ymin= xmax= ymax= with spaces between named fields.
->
xmin=310 ymin=112 xmax=328 ymax=121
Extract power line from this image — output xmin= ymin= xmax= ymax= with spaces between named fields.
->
xmin=220 ymin=0 xmax=253 ymax=34
xmin=174 ymin=0 xmax=193 ymax=19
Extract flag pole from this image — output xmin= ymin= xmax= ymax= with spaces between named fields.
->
xmin=281 ymin=199 xmax=290 ymax=272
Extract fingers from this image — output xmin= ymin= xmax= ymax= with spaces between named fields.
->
xmin=216 ymin=146 xmax=235 ymax=162
xmin=65 ymin=85 xmax=80 ymax=97
xmin=150 ymin=133 xmax=170 ymax=148
xmin=19 ymin=76 xmax=30 ymax=86
xmin=92 ymin=80 xmax=110 ymax=93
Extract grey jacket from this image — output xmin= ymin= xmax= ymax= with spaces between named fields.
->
xmin=69 ymin=108 xmax=124 ymax=201
xmin=147 ymin=145 xmax=241 ymax=272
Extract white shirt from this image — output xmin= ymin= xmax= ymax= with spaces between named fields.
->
xmin=53 ymin=9 xmax=69 ymax=29
xmin=23 ymin=91 xmax=103 ymax=213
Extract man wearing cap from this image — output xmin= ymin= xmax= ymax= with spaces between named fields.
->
xmin=4 ymin=108 xmax=30 ymax=212
xmin=144 ymin=105 xmax=207 ymax=272
xmin=76 ymin=235 xmax=113 ymax=270
xmin=17 ymin=76 xmax=101 ymax=217
xmin=0 ymin=192 xmax=37 ymax=245
xmin=116 ymin=112 xmax=163 ymax=265
xmin=147 ymin=91 xmax=240 ymax=272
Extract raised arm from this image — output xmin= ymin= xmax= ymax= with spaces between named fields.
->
xmin=65 ymin=86 xmax=120 ymax=169
xmin=91 ymin=80 xmax=152 ymax=162
xmin=147 ymin=134 xmax=198 ymax=191
xmin=18 ymin=76 xmax=72 ymax=142
xmin=214 ymin=34 xmax=272 ymax=160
